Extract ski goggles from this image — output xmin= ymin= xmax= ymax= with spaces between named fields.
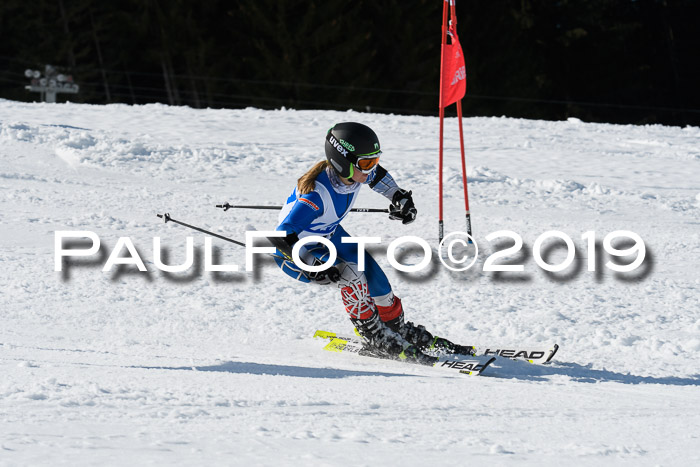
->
xmin=352 ymin=151 xmax=381 ymax=174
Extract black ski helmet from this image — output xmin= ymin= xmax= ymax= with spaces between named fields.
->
xmin=324 ymin=122 xmax=381 ymax=178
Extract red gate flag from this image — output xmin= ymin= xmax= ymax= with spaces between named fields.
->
xmin=440 ymin=26 xmax=466 ymax=108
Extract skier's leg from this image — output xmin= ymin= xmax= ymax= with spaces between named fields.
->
xmin=332 ymin=227 xmax=475 ymax=357
xmin=273 ymin=242 xmax=338 ymax=285
xmin=352 ymin=257 xmax=441 ymax=352
xmin=334 ymin=261 xmax=436 ymax=365
xmin=371 ymin=283 xmax=475 ymax=355
xmin=331 ymin=227 xmax=422 ymax=332
xmin=330 ymin=227 xmax=436 ymax=364
xmin=331 ymin=225 xmax=393 ymax=309
xmin=272 ymin=231 xmax=376 ymax=317
xmin=370 ymin=290 xmax=442 ymax=351
xmin=273 ymin=255 xmax=311 ymax=283
xmin=373 ymin=289 xmax=475 ymax=356
xmin=334 ymin=262 xmax=374 ymax=320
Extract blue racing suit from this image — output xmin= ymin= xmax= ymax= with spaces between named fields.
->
xmin=274 ymin=164 xmax=400 ymax=299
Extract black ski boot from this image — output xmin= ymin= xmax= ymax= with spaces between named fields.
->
xmin=378 ymin=297 xmax=476 ymax=357
xmin=352 ymin=313 xmax=437 ymax=366
xmin=394 ymin=319 xmax=476 ymax=357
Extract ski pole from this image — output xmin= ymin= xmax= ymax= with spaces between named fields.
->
xmin=157 ymin=213 xmax=337 ymax=280
xmin=156 ymin=213 xmax=289 ymax=262
xmin=215 ymin=203 xmax=389 ymax=213
xmin=157 ymin=213 xmax=246 ymax=247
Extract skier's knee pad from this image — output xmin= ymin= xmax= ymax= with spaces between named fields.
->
xmin=330 ymin=261 xmax=356 ymax=285
xmin=335 ymin=262 xmax=375 ymax=320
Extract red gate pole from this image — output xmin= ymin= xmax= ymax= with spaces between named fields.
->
xmin=438 ymin=0 xmax=449 ymax=244
xmin=450 ymin=0 xmax=473 ymax=241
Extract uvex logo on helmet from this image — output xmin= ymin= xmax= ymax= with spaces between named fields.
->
xmin=329 ymin=136 xmax=348 ymax=156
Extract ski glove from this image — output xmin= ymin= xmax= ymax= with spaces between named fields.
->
xmin=269 ymin=233 xmax=340 ymax=284
xmin=307 ymin=259 xmax=340 ymax=284
xmin=389 ymin=189 xmax=417 ymax=225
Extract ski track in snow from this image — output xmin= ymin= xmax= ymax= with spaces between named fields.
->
xmin=1 ymin=100 xmax=699 ymax=465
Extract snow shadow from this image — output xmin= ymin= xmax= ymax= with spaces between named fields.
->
xmin=489 ymin=358 xmax=700 ymax=386
xmin=59 ymin=240 xmax=109 ymax=281
xmin=489 ymin=241 xmax=533 ymax=283
xmin=141 ymin=361 xmax=412 ymax=379
xmin=42 ymin=123 xmax=91 ymax=131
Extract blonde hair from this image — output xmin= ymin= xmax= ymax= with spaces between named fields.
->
xmin=297 ymin=161 xmax=329 ymax=194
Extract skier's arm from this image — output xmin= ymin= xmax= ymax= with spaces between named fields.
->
xmin=273 ymin=193 xmax=340 ymax=282
xmin=277 ymin=193 xmax=323 ymax=235
xmin=366 ymin=165 xmax=417 ymax=225
xmin=274 ymin=193 xmax=324 ymax=257
xmin=366 ymin=165 xmax=399 ymax=200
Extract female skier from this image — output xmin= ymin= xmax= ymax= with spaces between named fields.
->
xmin=271 ymin=122 xmax=473 ymax=365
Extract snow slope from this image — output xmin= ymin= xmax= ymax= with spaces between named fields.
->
xmin=1 ymin=100 xmax=699 ymax=465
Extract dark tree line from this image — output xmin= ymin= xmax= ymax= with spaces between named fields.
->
xmin=0 ymin=0 xmax=698 ymax=126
